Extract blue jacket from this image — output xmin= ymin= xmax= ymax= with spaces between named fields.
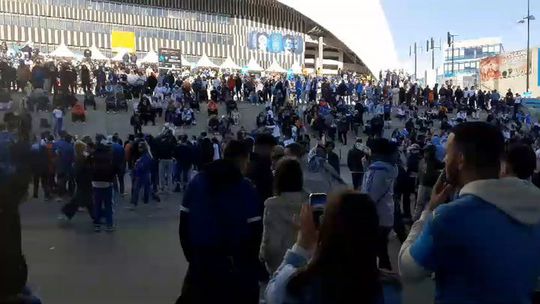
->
xmin=361 ymin=161 xmax=398 ymax=227
xmin=399 ymin=178 xmax=540 ymax=303
xmin=111 ymin=143 xmax=125 ymax=168
xmin=265 ymin=244 xmax=402 ymax=304
xmin=54 ymin=140 xmax=74 ymax=173
xmin=132 ymin=152 xmax=152 ymax=179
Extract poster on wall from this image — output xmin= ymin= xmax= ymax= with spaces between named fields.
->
xmin=480 ymin=50 xmax=528 ymax=82
xmin=247 ymin=31 xmax=303 ymax=54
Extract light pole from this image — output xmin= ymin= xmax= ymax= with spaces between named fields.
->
xmin=518 ymin=0 xmax=535 ymax=92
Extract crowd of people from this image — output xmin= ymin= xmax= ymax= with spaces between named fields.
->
xmin=1 ymin=56 xmax=540 ymax=304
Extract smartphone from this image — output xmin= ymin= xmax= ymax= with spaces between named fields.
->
xmin=309 ymin=193 xmax=327 ymax=227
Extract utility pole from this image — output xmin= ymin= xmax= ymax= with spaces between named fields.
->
xmin=426 ymin=37 xmax=441 ymax=70
xmin=519 ymin=0 xmax=535 ymax=92
xmin=526 ymin=0 xmax=530 ymax=92
xmin=409 ymin=42 xmax=422 ymax=81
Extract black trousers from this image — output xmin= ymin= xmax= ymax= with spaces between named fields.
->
xmin=33 ymin=171 xmax=49 ymax=198
xmin=62 ymin=187 xmax=93 ymax=220
xmin=338 ymin=130 xmax=347 ymax=145
xmin=351 ymin=172 xmax=363 ymax=190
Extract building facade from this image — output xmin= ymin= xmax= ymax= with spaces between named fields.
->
xmin=0 ymin=0 xmax=378 ymax=75
xmin=441 ymin=37 xmax=503 ymax=88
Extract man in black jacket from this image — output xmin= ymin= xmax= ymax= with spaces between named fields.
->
xmin=155 ymin=129 xmax=176 ymax=193
xmin=90 ymin=135 xmax=117 ymax=232
xmin=246 ymin=133 xmax=277 ymax=209
xmin=173 ymin=135 xmax=194 ymax=192
xmin=347 ymin=139 xmax=367 ymax=190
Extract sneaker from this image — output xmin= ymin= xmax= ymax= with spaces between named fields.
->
xmin=94 ymin=225 xmax=101 ymax=233
xmin=78 ymin=207 xmax=86 ymax=212
xmin=126 ymin=205 xmax=136 ymax=211
xmin=121 ymin=192 xmax=128 ymax=197
xmin=106 ymin=226 xmax=115 ymax=233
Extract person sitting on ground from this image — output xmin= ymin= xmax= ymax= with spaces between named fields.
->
xmin=399 ymin=122 xmax=540 ymax=303
xmin=265 ymin=191 xmax=402 ymax=304
xmin=260 ymin=158 xmax=308 ymax=274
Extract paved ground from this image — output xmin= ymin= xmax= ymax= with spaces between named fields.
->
xmin=5 ymin=95 xmax=434 ymax=304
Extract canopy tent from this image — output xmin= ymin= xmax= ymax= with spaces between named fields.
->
xmin=195 ymin=54 xmax=218 ymax=68
xmin=266 ymin=59 xmax=287 ymax=73
xmin=111 ymin=49 xmax=128 ymax=62
xmin=290 ymin=61 xmax=303 ymax=74
xmin=89 ymin=45 xmax=108 ymax=60
xmin=220 ymin=56 xmax=241 ymax=70
xmin=49 ymin=43 xmax=77 ymax=58
xmin=246 ymin=58 xmax=264 ymax=72
xmin=138 ymin=50 xmax=159 ymax=64
xmin=180 ymin=55 xmax=192 ymax=67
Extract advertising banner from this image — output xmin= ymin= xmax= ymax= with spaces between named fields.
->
xmin=111 ymin=31 xmax=136 ymax=53
xmin=158 ymin=48 xmax=182 ymax=68
xmin=480 ymin=50 xmax=528 ymax=82
xmin=247 ymin=31 xmax=303 ymax=54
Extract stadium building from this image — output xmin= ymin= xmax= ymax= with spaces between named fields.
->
xmin=0 ymin=0 xmax=397 ymax=75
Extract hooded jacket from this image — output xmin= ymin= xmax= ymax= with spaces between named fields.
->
xmin=361 ymin=160 xmax=398 ymax=227
xmin=399 ymin=177 xmax=540 ymax=303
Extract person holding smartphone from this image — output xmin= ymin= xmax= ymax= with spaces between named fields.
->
xmin=265 ymin=191 xmax=401 ymax=304
xmin=399 ymin=122 xmax=540 ymax=303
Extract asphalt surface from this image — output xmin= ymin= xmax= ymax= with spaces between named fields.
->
xmin=5 ymin=95 xmax=434 ymax=304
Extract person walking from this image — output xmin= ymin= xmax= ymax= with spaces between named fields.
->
xmin=52 ymin=107 xmax=64 ymax=136
xmin=347 ymin=139 xmax=368 ymax=190
xmin=361 ymin=138 xmax=398 ymax=270
xmin=90 ymin=135 xmax=116 ymax=232
xmin=130 ymin=141 xmax=153 ymax=209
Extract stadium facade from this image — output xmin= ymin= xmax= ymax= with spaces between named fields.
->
xmin=0 ymin=0 xmax=397 ymax=75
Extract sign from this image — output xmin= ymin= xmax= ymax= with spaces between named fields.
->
xmin=480 ymin=50 xmax=528 ymax=82
xmin=247 ymin=31 xmax=303 ymax=54
xmin=158 ymin=48 xmax=182 ymax=68
xmin=111 ymin=31 xmax=136 ymax=53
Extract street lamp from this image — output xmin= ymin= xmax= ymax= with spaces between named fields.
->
xmin=518 ymin=0 xmax=535 ymax=92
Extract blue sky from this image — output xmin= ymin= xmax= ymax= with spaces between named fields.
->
xmin=382 ymin=0 xmax=540 ymax=71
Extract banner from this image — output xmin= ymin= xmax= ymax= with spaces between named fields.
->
xmin=158 ymin=48 xmax=182 ymax=68
xmin=111 ymin=31 xmax=136 ymax=53
xmin=247 ymin=31 xmax=303 ymax=54
xmin=480 ymin=50 xmax=528 ymax=82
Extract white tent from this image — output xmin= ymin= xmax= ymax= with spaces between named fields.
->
xmin=290 ymin=61 xmax=303 ymax=74
xmin=90 ymin=45 xmax=108 ymax=61
xmin=246 ymin=58 xmax=264 ymax=72
xmin=195 ymin=54 xmax=218 ymax=68
xmin=266 ymin=59 xmax=287 ymax=73
xmin=220 ymin=56 xmax=241 ymax=70
xmin=49 ymin=43 xmax=76 ymax=58
xmin=181 ymin=55 xmax=192 ymax=67
xmin=111 ymin=50 xmax=128 ymax=62
xmin=138 ymin=50 xmax=159 ymax=64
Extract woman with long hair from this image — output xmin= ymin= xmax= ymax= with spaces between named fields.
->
xmin=260 ymin=157 xmax=307 ymax=274
xmin=265 ymin=191 xmax=401 ymax=304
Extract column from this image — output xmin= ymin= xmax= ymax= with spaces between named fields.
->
xmin=317 ymin=36 xmax=324 ymax=73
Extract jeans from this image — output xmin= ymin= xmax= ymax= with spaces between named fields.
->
xmin=159 ymin=159 xmax=174 ymax=192
xmin=54 ymin=117 xmax=63 ymax=136
xmin=131 ymin=176 xmax=150 ymax=206
xmin=175 ymin=165 xmax=191 ymax=187
xmin=33 ymin=171 xmax=49 ymax=198
xmin=93 ymin=186 xmax=113 ymax=228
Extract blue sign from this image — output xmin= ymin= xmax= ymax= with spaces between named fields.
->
xmin=247 ymin=31 xmax=303 ymax=54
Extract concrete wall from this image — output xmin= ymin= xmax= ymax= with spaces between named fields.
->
xmin=481 ymin=48 xmax=540 ymax=97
